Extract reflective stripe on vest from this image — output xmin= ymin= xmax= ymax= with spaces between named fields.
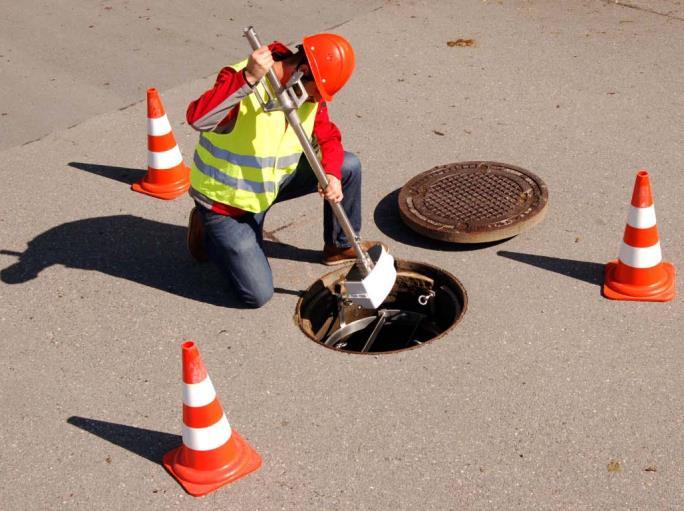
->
xmin=190 ymin=59 xmax=318 ymax=213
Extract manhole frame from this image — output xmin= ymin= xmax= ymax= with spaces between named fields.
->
xmin=398 ymin=161 xmax=549 ymax=243
xmin=294 ymin=259 xmax=469 ymax=355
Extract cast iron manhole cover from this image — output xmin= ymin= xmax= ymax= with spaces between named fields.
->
xmin=398 ymin=161 xmax=548 ymax=243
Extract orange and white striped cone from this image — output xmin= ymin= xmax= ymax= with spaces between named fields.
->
xmin=603 ymin=170 xmax=676 ymax=302
xmin=163 ymin=341 xmax=261 ymax=496
xmin=132 ymin=88 xmax=190 ymax=200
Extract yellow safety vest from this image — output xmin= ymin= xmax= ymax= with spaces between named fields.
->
xmin=190 ymin=59 xmax=318 ymax=213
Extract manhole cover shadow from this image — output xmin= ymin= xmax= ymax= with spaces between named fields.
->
xmin=374 ymin=188 xmax=512 ymax=251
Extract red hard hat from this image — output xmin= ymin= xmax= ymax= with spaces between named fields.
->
xmin=302 ymin=33 xmax=355 ymax=102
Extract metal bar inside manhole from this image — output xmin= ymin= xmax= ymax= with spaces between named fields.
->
xmin=360 ymin=310 xmax=388 ymax=352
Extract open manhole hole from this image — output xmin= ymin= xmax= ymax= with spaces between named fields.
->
xmin=398 ymin=161 xmax=548 ymax=243
xmin=295 ymin=260 xmax=467 ymax=354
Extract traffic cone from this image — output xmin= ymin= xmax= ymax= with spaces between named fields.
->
xmin=163 ymin=341 xmax=261 ymax=496
xmin=132 ymin=88 xmax=190 ymax=200
xmin=603 ymin=170 xmax=676 ymax=302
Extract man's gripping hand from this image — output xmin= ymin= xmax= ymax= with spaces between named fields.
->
xmin=244 ymin=47 xmax=274 ymax=86
xmin=318 ymin=174 xmax=343 ymax=204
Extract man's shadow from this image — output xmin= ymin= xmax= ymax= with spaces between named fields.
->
xmin=1 ymin=215 xmax=315 ymax=307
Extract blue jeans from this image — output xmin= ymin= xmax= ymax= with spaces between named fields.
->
xmin=198 ymin=151 xmax=362 ymax=308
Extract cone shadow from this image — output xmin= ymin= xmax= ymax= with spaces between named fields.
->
xmin=1 ymin=215 xmax=303 ymax=307
xmin=68 ymin=162 xmax=146 ymax=185
xmin=373 ymin=188 xmax=510 ymax=251
xmin=67 ymin=416 xmax=180 ymax=465
xmin=497 ymin=251 xmax=605 ymax=286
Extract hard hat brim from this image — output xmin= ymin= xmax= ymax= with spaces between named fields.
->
xmin=302 ymin=36 xmax=334 ymax=102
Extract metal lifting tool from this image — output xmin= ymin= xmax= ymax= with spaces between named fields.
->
xmin=243 ymin=26 xmax=396 ymax=309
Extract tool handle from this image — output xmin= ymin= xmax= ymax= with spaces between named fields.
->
xmin=242 ymin=26 xmax=373 ymax=276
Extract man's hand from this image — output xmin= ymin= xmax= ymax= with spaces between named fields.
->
xmin=244 ymin=47 xmax=274 ymax=85
xmin=319 ymin=174 xmax=343 ymax=204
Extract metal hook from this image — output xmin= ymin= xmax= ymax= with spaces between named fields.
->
xmin=418 ymin=290 xmax=436 ymax=306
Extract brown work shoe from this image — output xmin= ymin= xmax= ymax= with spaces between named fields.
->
xmin=322 ymin=241 xmax=385 ymax=266
xmin=187 ymin=207 xmax=208 ymax=262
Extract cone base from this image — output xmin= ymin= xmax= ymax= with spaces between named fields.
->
xmin=162 ymin=430 xmax=262 ymax=497
xmin=131 ymin=165 xmax=190 ymax=200
xmin=603 ymin=260 xmax=676 ymax=302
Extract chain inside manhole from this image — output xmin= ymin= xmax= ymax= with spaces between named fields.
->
xmin=295 ymin=260 xmax=467 ymax=354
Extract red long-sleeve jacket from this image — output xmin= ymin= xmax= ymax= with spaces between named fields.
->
xmin=186 ymin=43 xmax=344 ymax=215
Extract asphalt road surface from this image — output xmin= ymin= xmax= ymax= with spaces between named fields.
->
xmin=1 ymin=1 xmax=682 ymax=509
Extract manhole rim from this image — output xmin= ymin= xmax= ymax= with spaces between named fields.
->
xmin=294 ymin=259 xmax=469 ymax=355
xmin=398 ymin=161 xmax=549 ymax=243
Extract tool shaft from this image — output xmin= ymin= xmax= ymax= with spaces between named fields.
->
xmin=244 ymin=26 xmax=372 ymax=276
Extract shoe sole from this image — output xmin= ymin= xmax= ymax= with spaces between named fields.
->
xmin=321 ymin=242 xmax=389 ymax=266
xmin=322 ymin=257 xmax=356 ymax=266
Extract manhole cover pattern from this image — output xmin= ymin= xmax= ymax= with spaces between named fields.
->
xmin=423 ymin=172 xmax=525 ymax=222
xmin=398 ymin=161 xmax=548 ymax=243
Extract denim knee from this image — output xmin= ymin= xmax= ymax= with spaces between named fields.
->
xmin=341 ymin=152 xmax=361 ymax=184
xmin=241 ymin=285 xmax=274 ymax=308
